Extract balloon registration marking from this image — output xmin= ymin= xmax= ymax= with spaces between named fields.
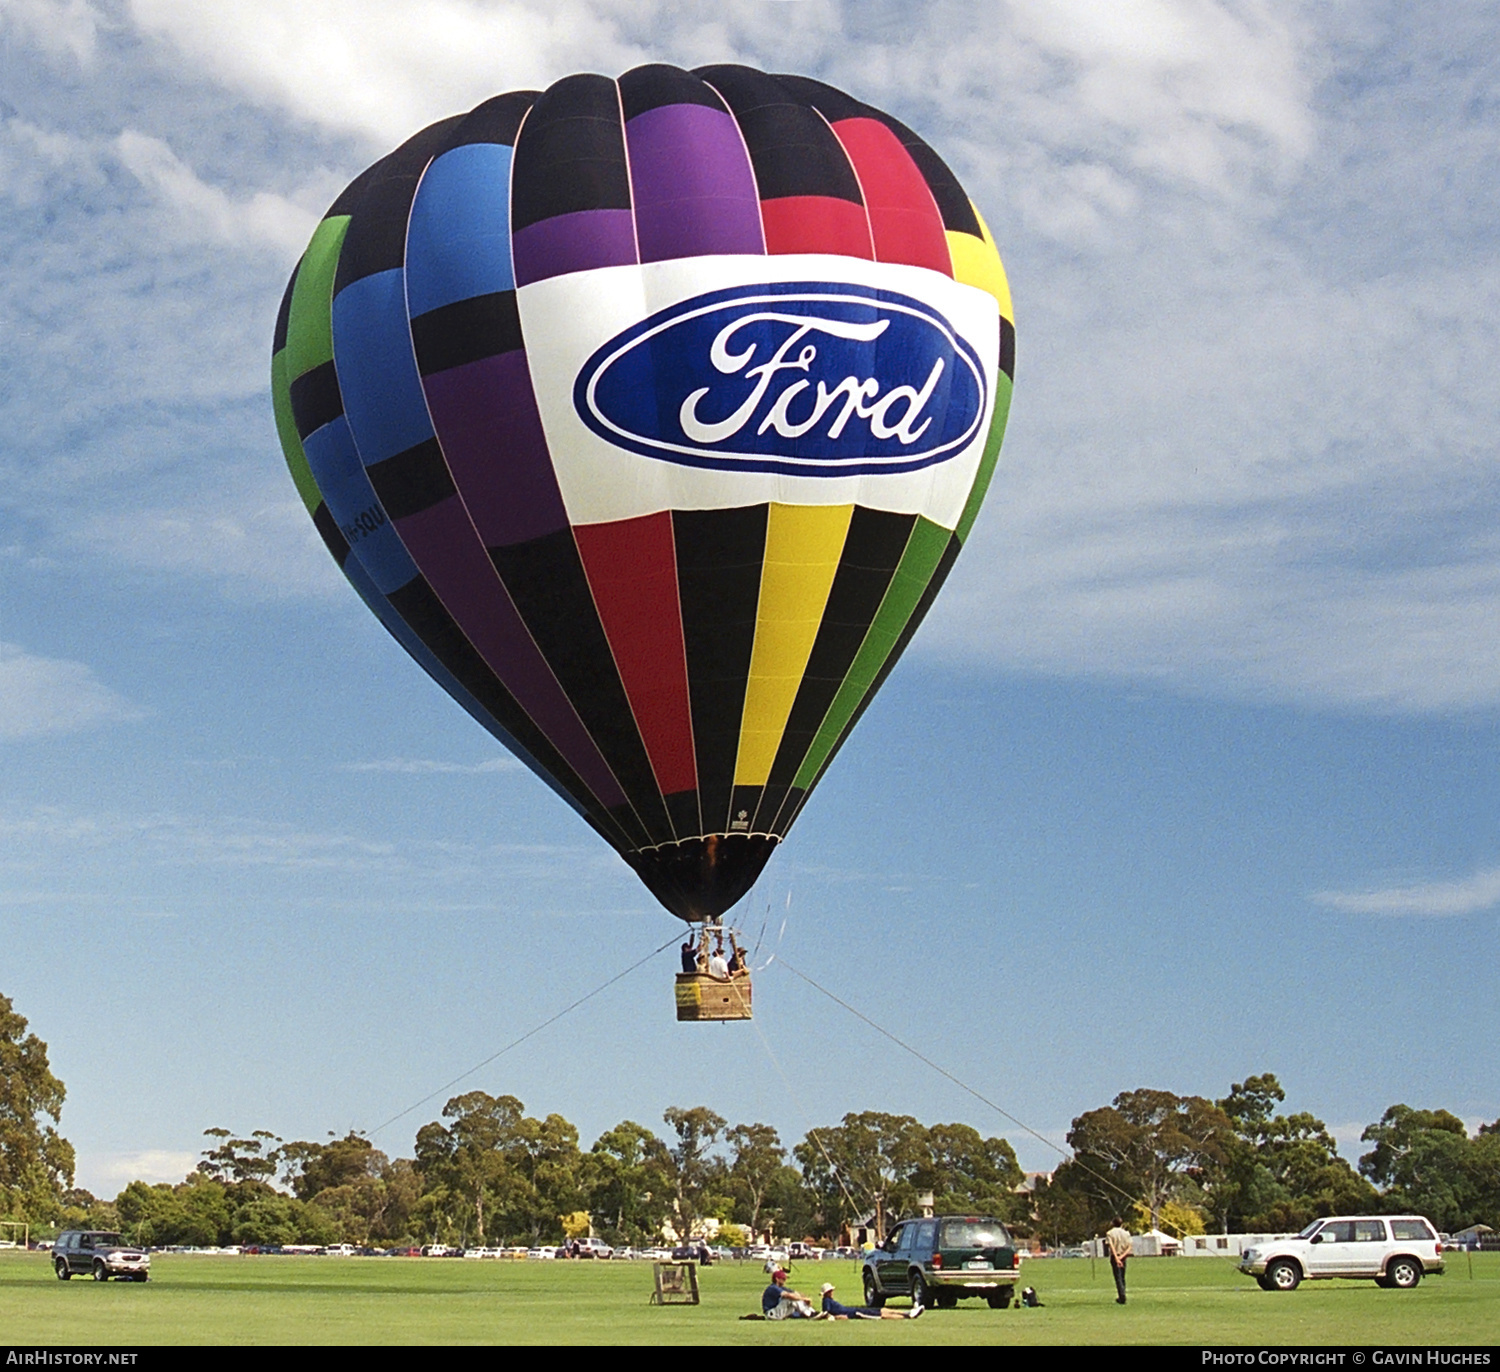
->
xmin=574 ymin=283 xmax=987 ymax=476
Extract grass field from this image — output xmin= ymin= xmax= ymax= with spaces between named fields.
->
xmin=1 ymin=1250 xmax=1496 ymax=1345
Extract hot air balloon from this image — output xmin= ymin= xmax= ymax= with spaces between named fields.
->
xmin=271 ymin=65 xmax=1014 ymax=1018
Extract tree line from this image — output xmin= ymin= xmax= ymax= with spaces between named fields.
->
xmin=3 ymin=994 xmax=1497 ymax=1246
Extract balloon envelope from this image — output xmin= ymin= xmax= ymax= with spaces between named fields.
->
xmin=271 ymin=64 xmax=1014 ymax=923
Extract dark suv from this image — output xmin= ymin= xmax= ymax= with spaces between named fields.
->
xmin=862 ymin=1215 xmax=1019 ymax=1309
xmin=53 ymin=1231 xmax=150 ymax=1282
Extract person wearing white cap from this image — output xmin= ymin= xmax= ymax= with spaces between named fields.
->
xmin=820 ymin=1280 xmax=923 ymax=1319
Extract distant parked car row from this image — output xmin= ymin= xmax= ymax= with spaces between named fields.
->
xmin=37 ymin=1236 xmax=865 ymax=1263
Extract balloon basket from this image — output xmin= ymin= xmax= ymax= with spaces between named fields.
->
xmin=675 ymin=972 xmax=753 ymax=1022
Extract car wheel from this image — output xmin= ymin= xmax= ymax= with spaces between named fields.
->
xmin=55 ymin=1259 xmax=70 ymax=1281
xmin=909 ymin=1272 xmax=930 ymax=1309
xmin=862 ymin=1271 xmax=885 ymax=1309
xmin=1256 ymin=1276 xmax=1276 ymax=1291
xmin=1386 ymin=1257 xmax=1421 ymax=1290
xmin=935 ymin=1290 xmax=959 ymax=1309
xmin=987 ymin=1289 xmax=1013 ymax=1309
xmin=1266 ymin=1259 xmax=1300 ymax=1291
xmin=92 ymin=1261 xmax=109 ymax=1282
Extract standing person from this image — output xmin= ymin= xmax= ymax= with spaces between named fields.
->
xmin=680 ymin=938 xmax=698 ymax=974
xmin=708 ymin=940 xmax=731 ymax=980
xmin=1105 ymin=1219 xmax=1132 ymax=1304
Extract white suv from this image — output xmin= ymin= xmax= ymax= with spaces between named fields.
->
xmin=1240 ymin=1216 xmax=1444 ymax=1291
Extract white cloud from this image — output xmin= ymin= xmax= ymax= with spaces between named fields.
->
xmin=1001 ymin=0 xmax=1314 ymax=188
xmin=1312 ymin=868 xmax=1500 ymax=918
xmin=128 ymin=0 xmax=651 ymax=144
xmin=87 ymin=1149 xmax=197 ymax=1188
xmin=0 ymin=118 xmax=106 ymax=205
xmin=0 ymin=803 xmax=597 ymax=879
xmin=116 ymin=130 xmax=318 ymax=259
xmin=0 ymin=642 xmax=142 ymax=739
xmin=0 ymin=0 xmax=102 ymax=66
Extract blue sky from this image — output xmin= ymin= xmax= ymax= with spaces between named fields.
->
xmin=2 ymin=0 xmax=1497 ymax=1195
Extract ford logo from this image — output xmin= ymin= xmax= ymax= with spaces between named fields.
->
xmin=572 ymin=282 xmax=987 ymax=477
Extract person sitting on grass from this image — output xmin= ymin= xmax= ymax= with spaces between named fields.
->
xmin=820 ymin=1282 xmax=923 ymax=1319
xmin=762 ymin=1267 xmax=818 ymax=1319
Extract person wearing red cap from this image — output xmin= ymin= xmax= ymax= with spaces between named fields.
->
xmin=761 ymin=1267 xmax=817 ymax=1319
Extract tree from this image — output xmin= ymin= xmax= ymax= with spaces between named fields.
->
xmin=582 ymin=1121 xmax=671 ymax=1246
xmin=1210 ymin=1073 xmax=1375 ymax=1231
xmin=233 ymin=1193 xmax=334 ymax=1247
xmin=281 ymin=1132 xmax=380 ymax=1200
xmin=1360 ymin=1105 xmax=1475 ymax=1231
xmin=725 ymin=1123 xmax=785 ymax=1235
xmin=197 ymin=1128 xmax=281 ymax=1186
xmin=1469 ymin=1121 xmax=1500 ymax=1228
xmin=560 ymin=1211 xmax=592 ymax=1239
xmin=918 ymin=1122 xmax=1023 ymax=1218
xmin=414 ymin=1093 xmax=587 ymax=1245
xmin=115 ymin=1181 xmax=192 ymax=1247
xmin=796 ymin=1112 xmax=927 ymax=1240
xmin=761 ymin=1162 xmax=817 ymax=1241
xmin=56 ymin=1187 xmax=118 ymax=1234
xmin=415 ymin=1092 xmax=526 ymax=1245
xmin=178 ymin=1171 xmax=235 ymax=1245
xmin=0 ymin=993 xmax=74 ymax=1223
xmin=661 ymin=1106 xmax=727 ymax=1239
xmin=1047 ymin=1089 xmax=1231 ymax=1237
xmin=1031 ymin=1174 xmax=1098 ymax=1247
xmin=503 ymin=1112 xmax=584 ymax=1241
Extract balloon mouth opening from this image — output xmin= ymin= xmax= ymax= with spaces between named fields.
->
xmin=626 ymin=832 xmax=779 ymax=924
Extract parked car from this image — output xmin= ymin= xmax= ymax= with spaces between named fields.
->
xmin=53 ymin=1231 xmax=151 ymax=1283
xmin=1239 ymin=1216 xmax=1445 ymax=1291
xmin=861 ymin=1215 xmax=1020 ymax=1310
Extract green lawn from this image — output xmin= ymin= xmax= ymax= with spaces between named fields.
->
xmin=1 ymin=1250 xmax=1495 ymax=1345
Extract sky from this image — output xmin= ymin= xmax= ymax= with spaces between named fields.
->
xmin=2 ymin=0 xmax=1497 ymax=1197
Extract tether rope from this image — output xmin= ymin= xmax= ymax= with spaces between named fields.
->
xmin=775 ymin=954 xmax=1201 ymax=1239
xmin=745 ymin=1010 xmax=872 ymax=1225
xmin=359 ymin=927 xmax=1213 ymax=1250
xmin=365 ymin=933 xmax=680 ymax=1140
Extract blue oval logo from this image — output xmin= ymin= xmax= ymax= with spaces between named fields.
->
xmin=573 ymin=282 xmax=987 ymax=477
